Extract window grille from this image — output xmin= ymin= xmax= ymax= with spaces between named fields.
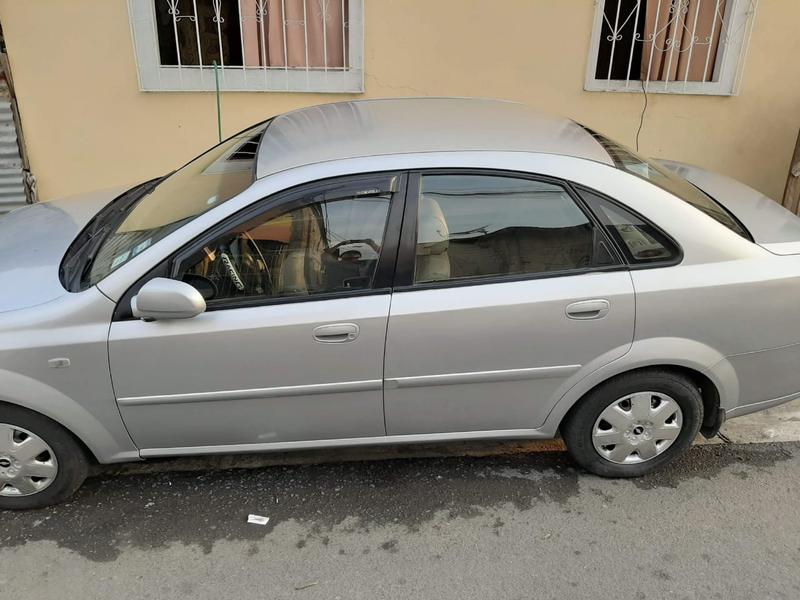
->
xmin=128 ymin=0 xmax=364 ymax=92
xmin=585 ymin=0 xmax=759 ymax=95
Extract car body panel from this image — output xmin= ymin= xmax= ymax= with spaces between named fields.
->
xmin=109 ymin=294 xmax=391 ymax=449
xmin=724 ymin=343 xmax=800 ymax=414
xmin=137 ymin=428 xmax=558 ymax=458
xmin=255 ymin=98 xmax=613 ymax=179
xmin=631 ymin=257 xmax=800 ymax=355
xmin=628 ymin=256 xmax=800 ymax=417
xmin=0 ymin=287 xmax=139 ymax=462
xmin=107 ymin=153 xmax=799 ymax=455
xmin=0 ymin=187 xmax=123 ymax=313
xmin=2 ymin=98 xmax=800 ymax=464
xmin=538 ymin=335 xmax=738 ymax=436
xmin=383 ymin=272 xmax=635 ymax=434
xmin=658 ymin=159 xmax=800 ymax=252
xmin=761 ymin=241 xmax=800 ymax=255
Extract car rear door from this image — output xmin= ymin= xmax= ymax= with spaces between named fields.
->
xmin=383 ymin=170 xmax=636 ymax=435
xmin=108 ymin=173 xmax=404 ymax=454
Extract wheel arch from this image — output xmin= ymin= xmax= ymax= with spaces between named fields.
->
xmin=0 ymin=399 xmax=99 ymax=463
xmin=540 ymin=337 xmax=739 ymax=437
xmin=558 ymin=365 xmax=722 ymax=437
xmin=0 ymin=369 xmax=140 ymax=464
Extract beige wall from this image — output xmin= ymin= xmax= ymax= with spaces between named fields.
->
xmin=0 ymin=0 xmax=798 ymax=201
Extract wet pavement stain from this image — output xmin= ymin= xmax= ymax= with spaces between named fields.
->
xmin=0 ymin=452 xmax=581 ymax=562
xmin=628 ymin=441 xmax=794 ymax=490
xmin=0 ymin=442 xmax=796 ymax=562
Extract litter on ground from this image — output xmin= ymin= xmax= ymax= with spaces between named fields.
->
xmin=247 ymin=514 xmax=270 ymax=526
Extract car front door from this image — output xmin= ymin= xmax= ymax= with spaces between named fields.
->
xmin=383 ymin=171 xmax=637 ymax=436
xmin=108 ymin=173 xmax=404 ymax=454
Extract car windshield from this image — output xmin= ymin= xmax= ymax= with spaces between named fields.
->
xmin=581 ymin=126 xmax=749 ymax=239
xmin=60 ymin=121 xmax=270 ymax=291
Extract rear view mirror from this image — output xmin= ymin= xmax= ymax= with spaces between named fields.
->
xmin=131 ymin=278 xmax=206 ymax=321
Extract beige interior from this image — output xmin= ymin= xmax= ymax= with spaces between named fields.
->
xmin=415 ymin=196 xmax=451 ymax=282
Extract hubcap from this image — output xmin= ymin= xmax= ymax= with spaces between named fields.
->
xmin=0 ymin=424 xmax=58 ymax=497
xmin=592 ymin=392 xmax=683 ymax=465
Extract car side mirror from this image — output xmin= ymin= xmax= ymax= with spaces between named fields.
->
xmin=131 ymin=278 xmax=206 ymax=321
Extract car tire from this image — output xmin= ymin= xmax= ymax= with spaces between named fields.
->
xmin=561 ymin=370 xmax=703 ymax=478
xmin=0 ymin=404 xmax=89 ymax=510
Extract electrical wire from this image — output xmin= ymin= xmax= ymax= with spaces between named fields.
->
xmin=635 ymin=79 xmax=648 ymax=153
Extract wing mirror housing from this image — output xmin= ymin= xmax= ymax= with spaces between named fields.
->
xmin=131 ymin=278 xmax=206 ymax=321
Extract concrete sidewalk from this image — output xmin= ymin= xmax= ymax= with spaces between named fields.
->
xmin=715 ymin=397 xmax=800 ymax=443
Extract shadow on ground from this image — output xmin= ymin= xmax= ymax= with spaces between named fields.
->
xmin=0 ymin=442 xmax=793 ymax=562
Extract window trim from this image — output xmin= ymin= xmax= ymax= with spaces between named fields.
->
xmin=571 ymin=183 xmax=684 ymax=269
xmin=113 ymin=171 xmax=406 ymax=320
xmin=393 ymin=169 xmax=627 ymax=293
xmin=686 ymin=181 xmax=753 ymax=242
xmin=127 ymin=0 xmax=365 ymax=93
xmin=584 ymin=0 xmax=757 ymax=96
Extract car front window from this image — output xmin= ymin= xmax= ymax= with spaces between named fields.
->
xmin=175 ymin=176 xmax=397 ymax=305
xmin=60 ymin=121 xmax=270 ymax=291
xmin=581 ymin=126 xmax=750 ymax=239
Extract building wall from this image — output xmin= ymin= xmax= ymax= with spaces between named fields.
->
xmin=0 ymin=0 xmax=797 ymax=201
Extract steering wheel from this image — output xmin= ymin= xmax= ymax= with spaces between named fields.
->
xmin=327 ymin=238 xmax=381 ymax=259
xmin=219 ymin=234 xmax=272 ymax=295
xmin=181 ymin=273 xmax=218 ymax=301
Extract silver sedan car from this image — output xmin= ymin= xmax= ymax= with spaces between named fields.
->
xmin=2 ymin=98 xmax=800 ymax=509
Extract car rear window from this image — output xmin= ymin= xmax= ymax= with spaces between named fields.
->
xmin=581 ymin=126 xmax=750 ymax=240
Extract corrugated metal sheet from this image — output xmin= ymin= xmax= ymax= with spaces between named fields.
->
xmin=0 ymin=79 xmax=26 ymax=214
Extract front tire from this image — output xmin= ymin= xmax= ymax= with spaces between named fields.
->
xmin=561 ymin=370 xmax=703 ymax=478
xmin=0 ymin=404 xmax=89 ymax=510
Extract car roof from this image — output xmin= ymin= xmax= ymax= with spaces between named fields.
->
xmin=254 ymin=98 xmax=613 ymax=179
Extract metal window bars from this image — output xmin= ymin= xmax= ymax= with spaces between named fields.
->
xmin=128 ymin=0 xmax=363 ymax=92
xmin=586 ymin=0 xmax=759 ymax=95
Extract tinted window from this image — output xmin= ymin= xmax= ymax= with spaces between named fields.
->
xmin=581 ymin=127 xmax=749 ymax=239
xmin=176 ymin=184 xmax=393 ymax=304
xmin=413 ymin=174 xmax=612 ymax=284
xmin=581 ymin=189 xmax=678 ymax=264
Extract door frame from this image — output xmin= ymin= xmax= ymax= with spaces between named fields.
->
xmin=392 ymin=168 xmax=630 ymax=292
xmin=112 ymin=170 xmax=408 ymax=321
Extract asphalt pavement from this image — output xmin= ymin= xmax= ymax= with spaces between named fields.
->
xmin=2 ymin=440 xmax=800 ymax=600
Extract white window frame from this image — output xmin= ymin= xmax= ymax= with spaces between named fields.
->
xmin=127 ymin=0 xmax=364 ymax=93
xmin=585 ymin=0 xmax=758 ymax=96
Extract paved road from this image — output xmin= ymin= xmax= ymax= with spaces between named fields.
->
xmin=2 ymin=442 xmax=799 ymax=600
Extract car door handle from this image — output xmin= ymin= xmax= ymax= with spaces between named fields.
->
xmin=565 ymin=299 xmax=610 ymax=320
xmin=312 ymin=323 xmax=360 ymax=343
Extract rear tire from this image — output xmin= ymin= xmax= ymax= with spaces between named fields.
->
xmin=561 ymin=370 xmax=703 ymax=478
xmin=0 ymin=404 xmax=89 ymax=510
